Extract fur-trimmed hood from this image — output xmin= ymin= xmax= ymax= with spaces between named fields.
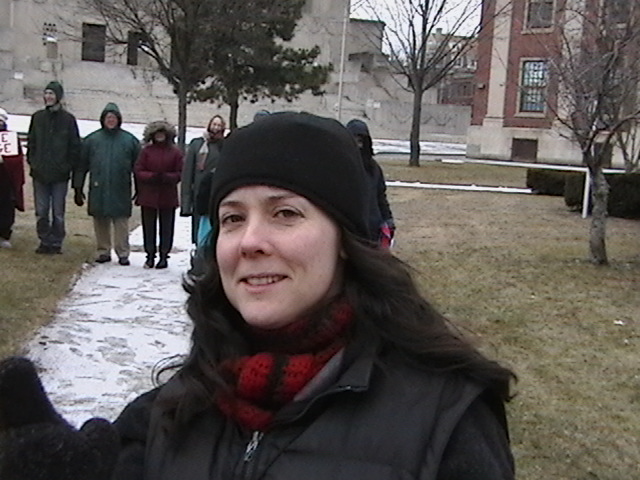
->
xmin=143 ymin=120 xmax=177 ymax=143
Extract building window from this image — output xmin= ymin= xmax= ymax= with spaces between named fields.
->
xmin=42 ymin=22 xmax=58 ymax=59
xmin=511 ymin=138 xmax=538 ymax=162
xmin=519 ymin=60 xmax=548 ymax=113
xmin=526 ymin=0 xmax=554 ymax=29
xmin=605 ymin=0 xmax=629 ymax=25
xmin=82 ymin=23 xmax=106 ymax=62
xmin=127 ymin=31 xmax=142 ymax=66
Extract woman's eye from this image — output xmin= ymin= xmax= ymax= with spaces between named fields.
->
xmin=220 ymin=213 xmax=243 ymax=225
xmin=275 ymin=208 xmax=301 ymax=219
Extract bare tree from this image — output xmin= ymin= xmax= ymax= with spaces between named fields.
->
xmin=548 ymin=3 xmax=640 ymax=264
xmin=358 ymin=0 xmax=484 ymax=166
xmin=613 ymin=121 xmax=640 ymax=173
xmin=80 ymin=0 xmax=326 ymax=146
xmin=79 ymin=0 xmax=224 ymax=148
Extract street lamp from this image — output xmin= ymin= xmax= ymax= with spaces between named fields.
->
xmin=336 ymin=0 xmax=351 ymax=122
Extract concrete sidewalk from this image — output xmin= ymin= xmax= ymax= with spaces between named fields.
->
xmin=23 ymin=214 xmax=194 ymax=428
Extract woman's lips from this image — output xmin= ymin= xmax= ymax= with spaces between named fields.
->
xmin=243 ymin=274 xmax=287 ymax=286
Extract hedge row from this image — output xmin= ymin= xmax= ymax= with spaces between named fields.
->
xmin=526 ymin=169 xmax=640 ymax=219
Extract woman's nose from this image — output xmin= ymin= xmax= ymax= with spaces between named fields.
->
xmin=238 ymin=215 xmax=270 ymax=256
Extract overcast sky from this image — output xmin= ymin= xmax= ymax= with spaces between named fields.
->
xmin=351 ymin=0 xmax=482 ymax=36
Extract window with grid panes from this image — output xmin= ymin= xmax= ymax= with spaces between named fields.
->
xmin=519 ymin=60 xmax=548 ymax=113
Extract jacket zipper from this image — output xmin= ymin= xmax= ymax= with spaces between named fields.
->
xmin=243 ymin=431 xmax=264 ymax=463
xmin=275 ymin=384 xmax=365 ymax=427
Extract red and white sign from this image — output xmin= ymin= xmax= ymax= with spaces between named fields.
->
xmin=0 ymin=131 xmax=19 ymax=156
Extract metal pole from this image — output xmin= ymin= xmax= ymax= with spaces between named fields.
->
xmin=581 ymin=168 xmax=590 ymax=219
xmin=337 ymin=0 xmax=350 ymax=122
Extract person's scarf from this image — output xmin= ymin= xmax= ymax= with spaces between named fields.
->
xmin=214 ymin=300 xmax=354 ymax=432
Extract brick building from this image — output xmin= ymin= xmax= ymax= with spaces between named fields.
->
xmin=467 ymin=0 xmax=639 ymax=166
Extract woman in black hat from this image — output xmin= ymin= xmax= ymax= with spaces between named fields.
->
xmin=0 ymin=113 xmax=515 ymax=480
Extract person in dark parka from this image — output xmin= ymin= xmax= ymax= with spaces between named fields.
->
xmin=346 ymin=118 xmax=395 ymax=248
xmin=134 ymin=121 xmax=183 ymax=269
xmin=27 ymin=80 xmax=81 ymax=254
xmin=74 ymin=103 xmax=141 ymax=265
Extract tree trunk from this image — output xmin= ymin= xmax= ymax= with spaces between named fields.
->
xmin=588 ymin=164 xmax=609 ymax=265
xmin=409 ymin=88 xmax=423 ymax=167
xmin=177 ymin=83 xmax=188 ymax=151
xmin=228 ymin=93 xmax=240 ymax=130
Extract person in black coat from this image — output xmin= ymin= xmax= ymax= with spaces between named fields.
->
xmin=346 ymin=118 xmax=395 ymax=248
xmin=0 ymin=113 xmax=515 ymax=480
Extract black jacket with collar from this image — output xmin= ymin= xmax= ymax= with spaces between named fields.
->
xmin=112 ymin=346 xmax=514 ymax=480
xmin=27 ymin=106 xmax=81 ymax=184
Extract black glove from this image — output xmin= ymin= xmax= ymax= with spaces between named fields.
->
xmin=74 ymin=189 xmax=85 ymax=207
xmin=0 ymin=357 xmax=120 ymax=480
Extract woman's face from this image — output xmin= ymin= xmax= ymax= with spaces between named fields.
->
xmin=216 ymin=185 xmax=344 ymax=329
xmin=153 ymin=131 xmax=166 ymax=143
xmin=209 ymin=117 xmax=225 ymax=134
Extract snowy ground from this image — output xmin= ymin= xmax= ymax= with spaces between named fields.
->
xmin=23 ymin=218 xmax=193 ymax=427
xmin=5 ymin=113 xmax=466 ymax=156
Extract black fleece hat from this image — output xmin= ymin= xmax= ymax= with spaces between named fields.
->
xmin=44 ymin=81 xmax=64 ymax=102
xmin=345 ymin=118 xmax=371 ymax=138
xmin=209 ymin=112 xmax=370 ymax=239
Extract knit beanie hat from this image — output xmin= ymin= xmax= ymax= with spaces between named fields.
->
xmin=210 ymin=112 xmax=370 ymax=240
xmin=346 ymin=118 xmax=374 ymax=159
xmin=0 ymin=108 xmax=8 ymax=124
xmin=44 ymin=81 xmax=64 ymax=102
xmin=345 ymin=118 xmax=371 ymax=138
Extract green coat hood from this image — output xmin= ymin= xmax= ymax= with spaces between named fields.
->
xmin=100 ymin=102 xmax=122 ymax=129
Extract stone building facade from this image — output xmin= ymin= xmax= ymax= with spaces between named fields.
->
xmin=0 ymin=0 xmax=470 ymax=140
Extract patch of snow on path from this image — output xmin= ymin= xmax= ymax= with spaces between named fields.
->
xmin=23 ymin=215 xmax=193 ymax=427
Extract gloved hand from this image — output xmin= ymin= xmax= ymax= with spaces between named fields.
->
xmin=0 ymin=357 xmax=120 ymax=480
xmin=74 ymin=189 xmax=85 ymax=207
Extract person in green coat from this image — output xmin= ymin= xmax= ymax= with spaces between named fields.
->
xmin=73 ymin=103 xmax=141 ymax=265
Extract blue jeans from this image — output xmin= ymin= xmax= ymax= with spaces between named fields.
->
xmin=33 ymin=179 xmax=68 ymax=248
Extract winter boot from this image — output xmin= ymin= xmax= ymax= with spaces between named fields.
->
xmin=144 ymin=255 xmax=155 ymax=269
xmin=155 ymin=254 xmax=168 ymax=269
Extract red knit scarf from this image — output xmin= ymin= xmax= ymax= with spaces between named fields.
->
xmin=214 ymin=300 xmax=353 ymax=432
